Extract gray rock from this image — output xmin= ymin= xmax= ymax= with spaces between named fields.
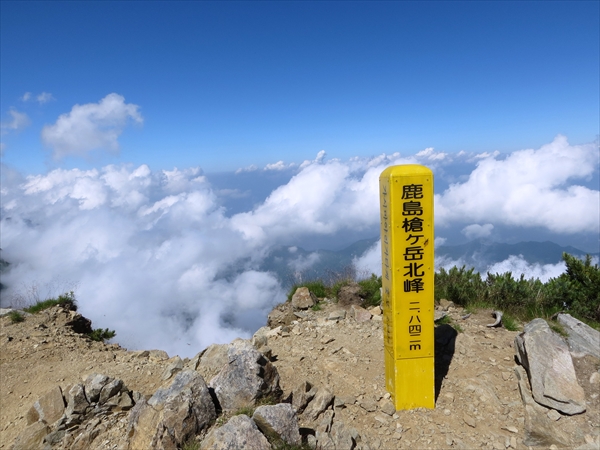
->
xmin=303 ymin=386 xmax=334 ymax=420
xmin=291 ymin=287 xmax=317 ymax=309
xmin=99 ymin=378 xmax=124 ymax=404
xmin=252 ymin=403 xmax=301 ymax=445
xmin=13 ymin=421 xmax=50 ymax=450
xmin=27 ymin=386 xmax=65 ymax=426
xmin=514 ymin=318 xmax=586 ymax=415
xmin=252 ymin=326 xmax=270 ymax=348
xmin=328 ymin=310 xmax=346 ymax=321
xmin=514 ymin=365 xmax=570 ymax=447
xmin=268 ymin=302 xmax=296 ymax=327
xmin=358 ymin=398 xmax=377 ymax=412
xmin=330 ymin=421 xmax=358 ymax=449
xmin=557 ymin=313 xmax=600 ymax=359
xmin=196 ymin=343 xmax=230 ymax=382
xmin=292 ymin=380 xmax=317 ymax=413
xmin=128 ymin=370 xmax=216 ymax=450
xmin=148 ymin=349 xmax=170 ymax=361
xmin=84 ymin=373 xmax=110 ymax=403
xmin=209 ymin=339 xmax=281 ymax=411
xmin=434 ymin=310 xmax=448 ymax=322
xmin=379 ymin=398 xmax=395 ymax=416
xmin=161 ymin=356 xmax=183 ymax=380
xmin=200 ymin=414 xmax=271 ymax=450
xmin=65 ymin=384 xmax=89 ymax=416
xmin=349 ymin=305 xmax=372 ymax=322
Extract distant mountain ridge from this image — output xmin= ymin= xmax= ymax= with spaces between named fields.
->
xmin=258 ymin=238 xmax=598 ymax=286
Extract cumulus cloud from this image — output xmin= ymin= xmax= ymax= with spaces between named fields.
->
xmin=486 ymin=255 xmax=566 ymax=283
xmin=1 ymin=108 xmax=30 ymax=135
xmin=36 ymin=92 xmax=55 ymax=104
xmin=436 ymin=135 xmax=600 ymax=234
xmin=353 ymin=240 xmax=381 ymax=277
xmin=41 ymin=93 xmax=143 ymax=159
xmin=462 ymin=223 xmax=494 ymax=239
xmin=235 ymin=164 xmax=258 ymax=174
xmin=1 ymin=137 xmax=597 ymax=357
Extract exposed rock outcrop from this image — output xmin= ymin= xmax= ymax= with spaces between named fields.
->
xmin=514 ymin=318 xmax=586 ymax=415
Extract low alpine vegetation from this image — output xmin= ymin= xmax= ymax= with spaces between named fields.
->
xmin=8 ymin=310 xmax=25 ymax=323
xmin=88 ymin=328 xmax=117 ymax=342
xmin=23 ymin=291 xmax=78 ymax=314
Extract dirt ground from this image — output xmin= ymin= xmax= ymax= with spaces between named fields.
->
xmin=1 ymin=301 xmax=599 ymax=450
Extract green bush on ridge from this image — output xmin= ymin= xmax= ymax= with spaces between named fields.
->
xmin=289 ymin=252 xmax=599 ymax=330
xmin=23 ymin=291 xmax=78 ymax=314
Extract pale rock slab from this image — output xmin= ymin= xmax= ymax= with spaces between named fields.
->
xmin=514 ymin=318 xmax=586 ymax=415
xmin=557 ymin=313 xmax=600 ymax=359
xmin=514 ymin=365 xmax=570 ymax=448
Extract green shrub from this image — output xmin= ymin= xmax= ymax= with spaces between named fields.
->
xmin=23 ymin=291 xmax=77 ymax=314
xmin=358 ymin=274 xmax=382 ymax=307
xmin=88 ymin=328 xmax=116 ymax=342
xmin=8 ymin=310 xmax=25 ymax=323
xmin=544 ymin=253 xmax=600 ymax=322
xmin=435 ymin=266 xmax=484 ymax=306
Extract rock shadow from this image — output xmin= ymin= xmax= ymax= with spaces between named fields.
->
xmin=434 ymin=324 xmax=457 ymax=401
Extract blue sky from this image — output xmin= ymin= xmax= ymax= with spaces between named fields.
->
xmin=1 ymin=1 xmax=598 ymax=174
xmin=1 ymin=2 xmax=599 ymax=355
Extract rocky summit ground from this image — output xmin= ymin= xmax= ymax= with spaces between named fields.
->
xmin=1 ymin=297 xmax=599 ymax=450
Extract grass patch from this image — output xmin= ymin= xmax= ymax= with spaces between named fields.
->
xmin=271 ymin=439 xmax=313 ymax=450
xmin=549 ymin=321 xmax=568 ymax=337
xmin=8 ymin=310 xmax=25 ymax=323
xmin=181 ymin=438 xmax=200 ymax=450
xmin=311 ymin=302 xmax=322 ymax=311
xmin=88 ymin=328 xmax=116 ymax=342
xmin=23 ymin=291 xmax=77 ymax=314
xmin=436 ymin=315 xmax=452 ymax=325
xmin=502 ymin=313 xmax=519 ymax=331
xmin=452 ymin=323 xmax=464 ymax=333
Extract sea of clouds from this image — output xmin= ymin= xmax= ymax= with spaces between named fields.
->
xmin=1 ymin=110 xmax=599 ymax=356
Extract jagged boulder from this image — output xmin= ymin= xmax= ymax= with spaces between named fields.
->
xmin=514 ymin=365 xmax=570 ymax=447
xmin=13 ymin=421 xmax=50 ymax=450
xmin=292 ymin=380 xmax=317 ymax=413
xmin=209 ymin=339 xmax=281 ymax=411
xmin=291 ymin=286 xmax=317 ymax=310
xmin=514 ymin=318 xmax=586 ymax=415
xmin=200 ymin=414 xmax=271 ymax=450
xmin=25 ymin=385 xmax=65 ymax=426
xmin=128 ymin=370 xmax=216 ymax=450
xmin=303 ymin=386 xmax=335 ymax=420
xmin=252 ymin=403 xmax=301 ymax=445
xmin=267 ymin=301 xmax=295 ymax=328
xmin=557 ymin=313 xmax=600 ymax=359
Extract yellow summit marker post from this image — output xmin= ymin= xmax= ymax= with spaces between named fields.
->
xmin=379 ymin=165 xmax=435 ymax=410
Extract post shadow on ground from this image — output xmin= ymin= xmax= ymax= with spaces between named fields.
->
xmin=434 ymin=324 xmax=458 ymax=402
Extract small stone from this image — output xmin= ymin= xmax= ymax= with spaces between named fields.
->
xmin=590 ymin=372 xmax=600 ymax=384
xmin=463 ymin=413 xmax=476 ymax=428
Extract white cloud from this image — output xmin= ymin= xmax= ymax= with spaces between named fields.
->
xmin=416 ymin=147 xmax=447 ymax=161
xmin=487 ymin=255 xmax=566 ymax=283
xmin=41 ymin=93 xmax=143 ymax=159
xmin=1 ymin=108 xmax=30 ymax=135
xmin=36 ymin=92 xmax=55 ymax=104
xmin=462 ymin=223 xmax=494 ymax=239
xmin=353 ymin=240 xmax=381 ymax=277
xmin=21 ymin=92 xmax=32 ymax=102
xmin=1 ymin=136 xmax=597 ymax=358
xmin=436 ymin=135 xmax=600 ymax=234
xmin=235 ymin=164 xmax=258 ymax=174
